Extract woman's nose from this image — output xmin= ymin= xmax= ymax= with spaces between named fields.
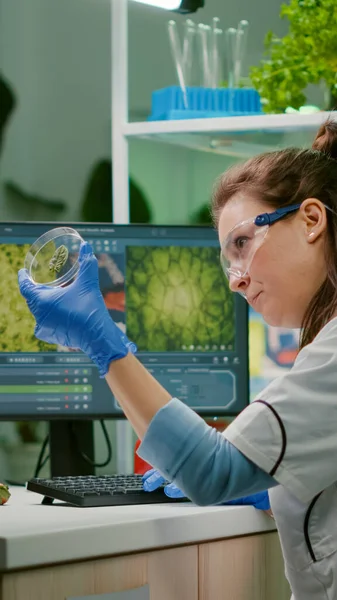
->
xmin=229 ymin=272 xmax=250 ymax=294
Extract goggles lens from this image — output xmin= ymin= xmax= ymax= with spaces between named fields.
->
xmin=220 ymin=220 xmax=269 ymax=279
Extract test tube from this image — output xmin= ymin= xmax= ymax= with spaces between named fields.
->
xmin=211 ymin=17 xmax=223 ymax=89
xmin=234 ymin=20 xmax=249 ymax=88
xmin=182 ymin=19 xmax=196 ymax=87
xmin=226 ymin=27 xmax=237 ymax=112
xmin=168 ymin=20 xmax=188 ymax=109
xmin=198 ymin=23 xmax=212 ymax=88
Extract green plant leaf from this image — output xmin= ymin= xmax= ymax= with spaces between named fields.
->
xmin=250 ymin=0 xmax=337 ymax=112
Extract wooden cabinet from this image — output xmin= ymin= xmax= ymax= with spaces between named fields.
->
xmin=0 ymin=532 xmax=290 ymax=600
xmin=1 ymin=547 xmax=198 ymax=600
xmin=199 ymin=532 xmax=290 ymax=600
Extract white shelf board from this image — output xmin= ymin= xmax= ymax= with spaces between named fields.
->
xmin=124 ymin=112 xmax=337 ymax=158
xmin=124 ymin=111 xmax=336 ymax=136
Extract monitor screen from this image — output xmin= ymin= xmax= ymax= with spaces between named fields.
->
xmin=0 ymin=222 xmax=249 ymax=420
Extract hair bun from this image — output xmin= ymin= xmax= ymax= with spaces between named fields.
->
xmin=312 ymin=118 xmax=337 ymax=160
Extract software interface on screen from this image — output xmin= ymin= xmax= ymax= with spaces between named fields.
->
xmin=0 ymin=222 xmax=248 ymax=419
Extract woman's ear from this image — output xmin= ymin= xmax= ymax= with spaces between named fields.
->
xmin=300 ymin=198 xmax=328 ymax=242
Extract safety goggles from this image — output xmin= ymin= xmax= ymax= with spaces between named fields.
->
xmin=220 ymin=203 xmax=302 ymax=281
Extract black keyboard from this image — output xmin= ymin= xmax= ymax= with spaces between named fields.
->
xmin=27 ymin=474 xmax=188 ymax=507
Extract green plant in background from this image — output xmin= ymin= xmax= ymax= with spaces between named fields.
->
xmin=15 ymin=421 xmax=41 ymax=443
xmin=81 ymin=160 xmax=152 ymax=223
xmin=189 ymin=203 xmax=213 ymax=226
xmin=250 ymin=0 xmax=337 ymax=113
xmin=4 ymin=181 xmax=66 ymax=216
xmin=0 ymin=75 xmax=16 ymax=155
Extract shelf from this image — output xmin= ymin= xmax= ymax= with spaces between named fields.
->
xmin=124 ymin=111 xmax=336 ymax=136
xmin=124 ymin=111 xmax=337 ymax=158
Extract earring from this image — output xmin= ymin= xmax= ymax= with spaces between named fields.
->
xmin=309 ymin=232 xmax=315 ymax=238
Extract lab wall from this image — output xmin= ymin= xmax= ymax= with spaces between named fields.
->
xmin=129 ymin=139 xmax=240 ymax=224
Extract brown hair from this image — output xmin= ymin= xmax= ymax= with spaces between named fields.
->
xmin=211 ymin=118 xmax=337 ymax=349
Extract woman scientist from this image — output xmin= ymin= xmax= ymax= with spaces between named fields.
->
xmin=19 ymin=118 xmax=337 ymax=600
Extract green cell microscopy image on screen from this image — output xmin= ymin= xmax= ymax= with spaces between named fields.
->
xmin=0 ymin=244 xmax=56 ymax=352
xmin=126 ymin=246 xmax=235 ymax=352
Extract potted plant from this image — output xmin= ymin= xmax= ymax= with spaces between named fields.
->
xmin=250 ymin=0 xmax=337 ymax=113
xmin=15 ymin=421 xmax=41 ymax=444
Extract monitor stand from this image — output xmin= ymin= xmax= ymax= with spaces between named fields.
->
xmin=49 ymin=420 xmax=95 ymax=477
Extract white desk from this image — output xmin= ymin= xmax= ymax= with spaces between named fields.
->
xmin=0 ymin=487 xmax=290 ymax=600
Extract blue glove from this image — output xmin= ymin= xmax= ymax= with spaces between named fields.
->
xmin=142 ymin=468 xmax=270 ymax=509
xmin=143 ymin=469 xmax=186 ymax=499
xmin=18 ymin=242 xmax=137 ymax=377
xmin=223 ymin=491 xmax=270 ymax=511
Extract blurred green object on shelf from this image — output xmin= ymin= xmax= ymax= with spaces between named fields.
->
xmin=285 ymin=105 xmax=321 ymax=114
xmin=250 ymin=0 xmax=337 ymax=113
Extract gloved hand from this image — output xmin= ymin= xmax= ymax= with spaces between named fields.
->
xmin=18 ymin=242 xmax=137 ymax=377
xmin=142 ymin=468 xmax=270 ymax=510
xmin=143 ymin=469 xmax=185 ymax=498
xmin=222 ymin=491 xmax=270 ymax=511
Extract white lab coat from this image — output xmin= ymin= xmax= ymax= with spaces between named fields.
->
xmin=223 ymin=316 xmax=337 ymax=600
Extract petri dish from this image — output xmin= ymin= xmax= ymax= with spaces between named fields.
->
xmin=24 ymin=227 xmax=84 ymax=287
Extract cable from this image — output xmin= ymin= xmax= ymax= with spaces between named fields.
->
xmin=34 ymin=434 xmax=50 ymax=478
xmin=33 ymin=420 xmax=112 ymax=477
xmin=39 ymin=453 xmax=50 ymax=472
xmin=71 ymin=420 xmax=112 ymax=468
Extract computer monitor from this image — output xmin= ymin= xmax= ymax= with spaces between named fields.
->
xmin=0 ymin=222 xmax=249 ymax=475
